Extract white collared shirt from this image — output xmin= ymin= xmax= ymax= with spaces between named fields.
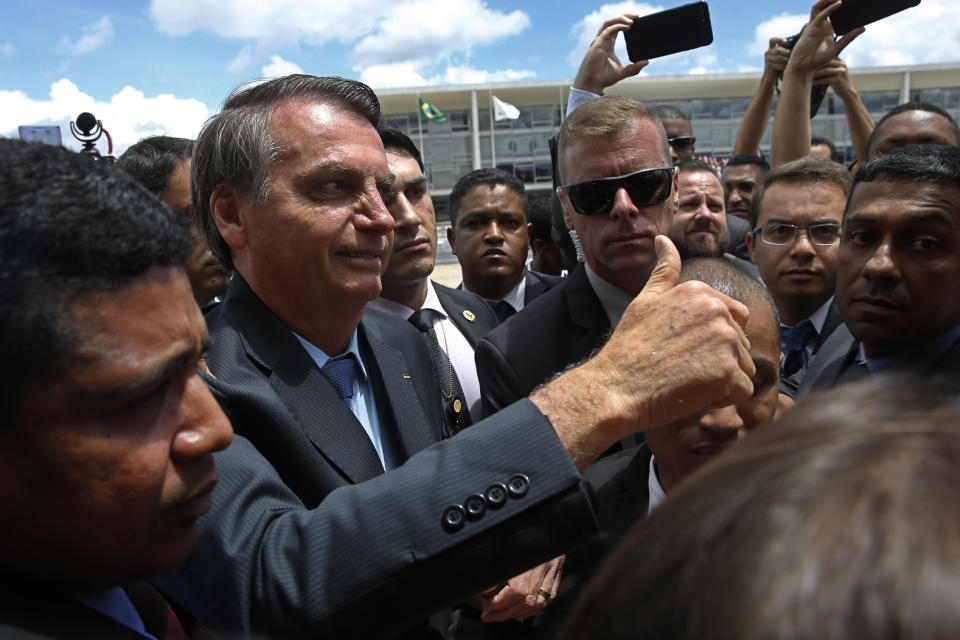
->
xmin=583 ymin=263 xmax=635 ymax=328
xmin=370 ymin=281 xmax=484 ymax=422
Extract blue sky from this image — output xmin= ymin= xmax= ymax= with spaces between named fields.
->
xmin=2 ymin=0 xmax=958 ymax=153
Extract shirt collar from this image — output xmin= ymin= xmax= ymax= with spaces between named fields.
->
xmin=781 ymin=296 xmax=833 ymax=335
xmin=369 ymin=280 xmax=447 ymax=321
xmin=293 ymin=328 xmax=369 ymax=383
xmin=496 ymin=273 xmax=526 ymax=313
xmin=584 ymin=262 xmax=635 ymax=327
xmin=647 ymin=455 xmax=667 ymax=515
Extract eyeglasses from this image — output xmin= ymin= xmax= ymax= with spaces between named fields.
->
xmin=753 ymin=222 xmax=842 ymax=246
xmin=668 ymin=136 xmax=696 ymax=153
xmin=559 ymin=167 xmax=675 ymax=216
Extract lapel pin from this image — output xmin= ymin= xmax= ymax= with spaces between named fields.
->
xmin=403 ymin=374 xmax=411 ymax=379
xmin=463 ymin=310 xmax=476 ymax=323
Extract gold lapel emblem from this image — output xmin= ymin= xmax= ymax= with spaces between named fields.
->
xmin=463 ymin=310 xmax=476 ymax=323
xmin=453 ymin=398 xmax=463 ymax=414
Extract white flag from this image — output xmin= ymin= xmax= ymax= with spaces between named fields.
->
xmin=492 ymin=95 xmax=520 ymax=121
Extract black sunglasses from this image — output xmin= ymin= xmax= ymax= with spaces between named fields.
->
xmin=559 ymin=166 xmax=675 ymax=216
xmin=668 ymin=136 xmax=696 ymax=153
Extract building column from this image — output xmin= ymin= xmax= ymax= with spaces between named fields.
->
xmin=471 ymin=90 xmax=481 ymax=170
xmin=900 ymin=71 xmax=911 ymax=105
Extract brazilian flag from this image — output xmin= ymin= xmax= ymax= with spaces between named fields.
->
xmin=419 ymin=97 xmax=447 ymax=123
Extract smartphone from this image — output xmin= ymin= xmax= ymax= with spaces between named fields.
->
xmin=624 ymin=2 xmax=713 ymax=62
xmin=830 ymin=0 xmax=921 ymax=35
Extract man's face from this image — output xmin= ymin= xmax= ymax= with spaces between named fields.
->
xmin=160 ymin=159 xmax=229 ymax=306
xmin=645 ymin=296 xmax=780 ymax=493
xmin=559 ymin=119 xmax=677 ymax=296
xmin=222 ymin=101 xmax=394 ymax=320
xmin=448 ymin=184 xmax=528 ymax=293
xmin=660 ymin=116 xmax=694 ymax=164
xmin=382 ymin=150 xmax=437 ymax=288
xmin=0 ymin=266 xmax=232 ymax=588
xmin=747 ymin=180 xmax=846 ymax=323
xmin=722 ymin=163 xmax=765 ymax=221
xmin=868 ymin=110 xmax=960 ymax=159
xmin=670 ymin=169 xmax=729 ymax=258
xmin=837 ymin=180 xmax=960 ymax=358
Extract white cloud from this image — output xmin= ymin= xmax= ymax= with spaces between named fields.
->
xmin=0 ymin=79 xmax=209 ymax=156
xmin=0 ymin=41 xmax=14 ymax=56
xmin=57 ymin=15 xmax=114 ymax=56
xmin=748 ymin=12 xmax=807 ymax=57
xmin=351 ymin=0 xmax=529 ymax=67
xmin=150 ymin=0 xmax=529 ymax=72
xmin=360 ymin=62 xmax=535 ymax=89
xmin=688 ymin=66 xmax=708 ymax=75
xmin=838 ymin=0 xmax=960 ymax=67
xmin=567 ymin=3 xmax=664 ymax=67
xmin=262 ymin=54 xmax=303 ymax=77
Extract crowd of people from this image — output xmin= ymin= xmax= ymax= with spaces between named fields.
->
xmin=2 ymin=0 xmax=960 ymax=637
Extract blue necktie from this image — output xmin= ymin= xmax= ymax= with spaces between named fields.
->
xmin=492 ymin=300 xmax=515 ymax=323
xmin=321 ymin=354 xmax=357 ymax=405
xmin=781 ymin=321 xmax=817 ymax=377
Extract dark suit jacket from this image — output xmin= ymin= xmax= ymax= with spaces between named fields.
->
xmin=523 ymin=269 xmax=563 ymax=307
xmin=0 ymin=579 xmax=190 ymax=640
xmin=807 ymin=333 xmax=960 ymax=392
xmin=727 ymin=214 xmax=753 ymax=262
xmin=476 ymin=265 xmax=609 ymax=417
xmin=782 ymin=301 xmax=855 ymax=398
xmin=156 ymin=276 xmax=597 ymax=637
xmin=433 ymin=281 xmax=498 ymax=347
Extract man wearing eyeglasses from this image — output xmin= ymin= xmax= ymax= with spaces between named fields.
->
xmin=476 ymin=95 xmax=678 ymax=428
xmin=746 ymin=156 xmax=854 ymax=396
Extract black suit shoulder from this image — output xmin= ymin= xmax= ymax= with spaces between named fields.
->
xmin=476 ymin=265 xmax=609 ymax=417
xmin=524 ymin=269 xmax=563 ymax=306
xmin=432 ymin=281 xmax=499 ymax=346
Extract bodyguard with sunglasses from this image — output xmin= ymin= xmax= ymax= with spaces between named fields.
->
xmin=745 ymin=156 xmax=854 ymax=396
xmin=477 ymin=96 xmax=680 ymax=430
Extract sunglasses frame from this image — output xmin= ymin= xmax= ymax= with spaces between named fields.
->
xmin=558 ymin=166 xmax=676 ymax=216
xmin=668 ymin=136 xmax=696 ymax=152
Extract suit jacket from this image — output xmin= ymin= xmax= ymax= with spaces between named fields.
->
xmin=476 ymin=265 xmax=609 ymax=417
xmin=806 ymin=333 xmax=960 ymax=392
xmin=433 ymin=281 xmax=498 ymax=348
xmin=156 ymin=276 xmax=597 ymax=637
xmin=523 ymin=269 xmax=563 ymax=308
xmin=0 ymin=579 xmax=190 ymax=640
xmin=782 ymin=301 xmax=855 ymax=398
xmin=727 ymin=214 xmax=753 ymax=262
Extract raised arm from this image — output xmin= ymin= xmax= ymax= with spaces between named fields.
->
xmin=816 ymin=57 xmax=874 ymax=165
xmin=733 ymin=38 xmax=790 ymax=156
xmin=770 ymin=0 xmax=863 ymax=166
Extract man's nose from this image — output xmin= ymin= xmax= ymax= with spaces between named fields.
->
xmin=610 ymin=187 xmax=639 ymax=220
xmin=172 ymin=373 xmax=233 ymax=463
xmin=699 ymin=404 xmax=745 ymax=434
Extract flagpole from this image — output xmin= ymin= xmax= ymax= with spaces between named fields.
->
xmin=416 ymin=91 xmax=424 ymax=157
xmin=489 ymin=89 xmax=496 ymax=168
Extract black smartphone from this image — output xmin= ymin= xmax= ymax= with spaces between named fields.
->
xmin=830 ymin=0 xmax=921 ymax=35
xmin=624 ymin=2 xmax=713 ymax=62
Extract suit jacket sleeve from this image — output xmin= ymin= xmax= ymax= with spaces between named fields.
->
xmin=475 ymin=333 xmax=528 ymax=417
xmin=155 ymin=398 xmax=597 ymax=638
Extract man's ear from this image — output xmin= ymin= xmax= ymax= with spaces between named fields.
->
xmin=556 ymin=187 xmax=575 ymax=231
xmin=447 ymin=225 xmax=457 ymax=255
xmin=210 ymin=184 xmax=247 ymax=251
xmin=746 ymin=230 xmax=756 ymax=262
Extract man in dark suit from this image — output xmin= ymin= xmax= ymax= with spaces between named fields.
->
xmin=476 ymin=96 xmax=678 ymax=418
xmin=448 ymin=168 xmax=562 ymax=321
xmin=808 ymin=145 xmax=960 ymax=389
xmin=0 ymin=139 xmax=232 ymax=638
xmin=745 ymin=156 xmax=854 ymax=397
xmin=153 ymin=75 xmax=760 ymax=638
xmin=371 ymin=127 xmax=497 ymax=428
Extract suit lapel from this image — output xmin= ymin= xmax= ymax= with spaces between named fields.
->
xmin=814 ymin=299 xmax=845 ymax=353
xmin=360 ymin=316 xmax=440 ymax=461
xmin=566 ymin=266 xmax=611 ymax=357
xmin=435 ymin=283 xmax=496 ymax=346
xmin=222 ymin=276 xmax=385 ymax=483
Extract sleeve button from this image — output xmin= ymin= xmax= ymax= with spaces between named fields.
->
xmin=507 ymin=473 xmax=530 ymax=498
xmin=464 ymin=494 xmax=487 ymax=520
xmin=485 ymin=483 xmax=508 ymax=508
xmin=442 ymin=505 xmax=465 ymax=531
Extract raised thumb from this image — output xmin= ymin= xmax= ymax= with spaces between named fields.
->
xmin=640 ymin=235 xmax=680 ymax=297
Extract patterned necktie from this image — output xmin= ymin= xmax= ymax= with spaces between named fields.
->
xmin=781 ymin=320 xmax=818 ymax=377
xmin=321 ymin=354 xmax=357 ymax=405
xmin=410 ymin=308 xmax=467 ymax=437
xmin=491 ymin=300 xmax=515 ymax=323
